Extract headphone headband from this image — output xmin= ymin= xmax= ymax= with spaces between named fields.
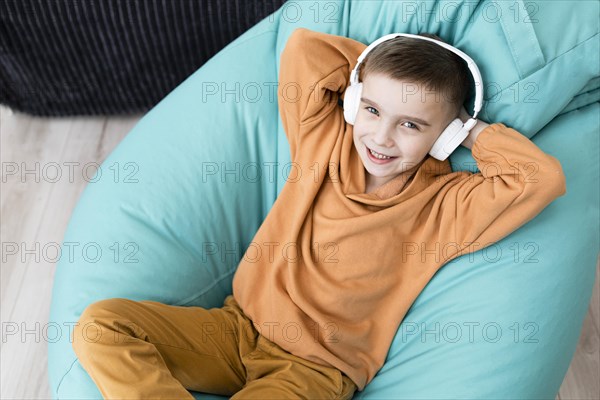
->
xmin=349 ymin=33 xmax=483 ymax=119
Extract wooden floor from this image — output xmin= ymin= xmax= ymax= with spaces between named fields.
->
xmin=1 ymin=104 xmax=598 ymax=399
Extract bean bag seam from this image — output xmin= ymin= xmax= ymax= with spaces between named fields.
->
xmin=55 ymin=357 xmax=80 ymax=399
xmin=498 ymin=0 xmax=545 ymax=79
xmin=492 ymin=32 xmax=599 ymax=98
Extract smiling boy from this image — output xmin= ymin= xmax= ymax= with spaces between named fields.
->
xmin=72 ymin=27 xmax=567 ymax=400
xmin=232 ymin=27 xmax=566 ymax=394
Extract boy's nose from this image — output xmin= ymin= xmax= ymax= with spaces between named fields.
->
xmin=372 ymin=125 xmax=395 ymax=147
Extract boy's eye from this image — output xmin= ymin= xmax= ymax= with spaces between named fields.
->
xmin=402 ymin=121 xmax=418 ymax=130
xmin=365 ymin=106 xmax=378 ymax=116
xmin=364 ymin=106 xmax=419 ymax=130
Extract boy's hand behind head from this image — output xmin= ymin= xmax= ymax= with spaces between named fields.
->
xmin=459 ymin=105 xmax=491 ymax=149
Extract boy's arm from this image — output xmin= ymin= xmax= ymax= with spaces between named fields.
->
xmin=439 ymin=123 xmax=567 ymax=255
xmin=277 ymin=28 xmax=367 ymax=160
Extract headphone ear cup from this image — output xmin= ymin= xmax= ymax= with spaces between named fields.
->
xmin=343 ymin=82 xmax=363 ymax=125
xmin=429 ymin=118 xmax=470 ymax=161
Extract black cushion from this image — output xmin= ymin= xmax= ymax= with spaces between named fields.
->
xmin=0 ymin=0 xmax=288 ymax=116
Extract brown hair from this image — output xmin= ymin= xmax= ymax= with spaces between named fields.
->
xmin=358 ymin=33 xmax=472 ymax=118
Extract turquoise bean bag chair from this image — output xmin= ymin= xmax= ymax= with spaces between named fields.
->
xmin=49 ymin=1 xmax=599 ymax=398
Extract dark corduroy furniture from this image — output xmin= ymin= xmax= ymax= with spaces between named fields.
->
xmin=0 ymin=0 xmax=287 ymax=116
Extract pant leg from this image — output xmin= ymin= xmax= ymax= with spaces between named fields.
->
xmin=72 ymin=294 xmax=255 ymax=399
xmin=231 ymin=333 xmax=358 ymax=399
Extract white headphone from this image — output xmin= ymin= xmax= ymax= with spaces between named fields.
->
xmin=343 ymin=33 xmax=484 ymax=161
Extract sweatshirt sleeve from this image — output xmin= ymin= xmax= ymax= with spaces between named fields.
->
xmin=277 ymin=28 xmax=367 ymax=160
xmin=442 ymin=122 xmax=567 ymax=254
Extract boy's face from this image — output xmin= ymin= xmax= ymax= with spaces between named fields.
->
xmin=352 ymin=72 xmax=456 ymax=190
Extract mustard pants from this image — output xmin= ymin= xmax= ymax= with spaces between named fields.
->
xmin=72 ymin=294 xmax=357 ymax=399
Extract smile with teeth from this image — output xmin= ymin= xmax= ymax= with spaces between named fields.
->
xmin=368 ymin=147 xmax=395 ymax=159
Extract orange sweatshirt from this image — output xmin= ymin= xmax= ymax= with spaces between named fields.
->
xmin=232 ymin=28 xmax=567 ymax=391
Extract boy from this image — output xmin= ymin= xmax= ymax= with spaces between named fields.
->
xmin=72 ymin=28 xmax=566 ymax=399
